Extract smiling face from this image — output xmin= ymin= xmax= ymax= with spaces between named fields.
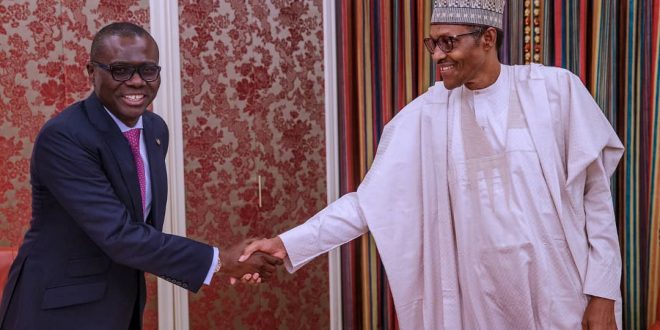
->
xmin=430 ymin=24 xmax=500 ymax=90
xmin=86 ymin=35 xmax=160 ymax=127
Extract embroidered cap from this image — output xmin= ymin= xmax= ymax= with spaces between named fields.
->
xmin=431 ymin=0 xmax=506 ymax=30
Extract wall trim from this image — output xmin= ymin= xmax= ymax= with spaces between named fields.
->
xmin=322 ymin=0 xmax=342 ymax=329
xmin=149 ymin=1 xmax=190 ymax=329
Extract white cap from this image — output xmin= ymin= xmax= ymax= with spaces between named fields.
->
xmin=431 ymin=0 xmax=506 ymax=30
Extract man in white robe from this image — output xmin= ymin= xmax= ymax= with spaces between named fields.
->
xmin=240 ymin=1 xmax=623 ymax=329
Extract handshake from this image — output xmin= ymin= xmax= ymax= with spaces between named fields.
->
xmin=217 ymin=237 xmax=287 ymax=284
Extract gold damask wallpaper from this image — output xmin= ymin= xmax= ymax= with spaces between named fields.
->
xmin=178 ymin=1 xmax=328 ymax=328
xmin=1 ymin=0 xmax=328 ymax=329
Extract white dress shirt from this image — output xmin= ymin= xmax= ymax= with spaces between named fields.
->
xmin=104 ymin=109 xmax=218 ymax=285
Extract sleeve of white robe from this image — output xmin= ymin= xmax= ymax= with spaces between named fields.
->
xmin=560 ymin=70 xmax=624 ymax=301
xmin=275 ymin=96 xmax=431 ymax=274
xmin=278 ymin=192 xmax=369 ymax=272
xmin=581 ymin=154 xmax=621 ymax=300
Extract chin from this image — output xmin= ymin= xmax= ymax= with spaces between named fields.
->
xmin=441 ymin=80 xmax=461 ymax=90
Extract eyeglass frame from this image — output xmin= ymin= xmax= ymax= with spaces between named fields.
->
xmin=90 ymin=61 xmax=161 ymax=82
xmin=423 ymin=28 xmax=484 ymax=54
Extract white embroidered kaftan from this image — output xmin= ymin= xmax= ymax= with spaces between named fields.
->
xmin=279 ymin=64 xmax=624 ymax=329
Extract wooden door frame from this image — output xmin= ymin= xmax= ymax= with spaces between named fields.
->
xmin=150 ymin=1 xmax=341 ymax=329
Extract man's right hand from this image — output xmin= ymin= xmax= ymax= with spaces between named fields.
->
xmin=231 ymin=237 xmax=288 ymax=284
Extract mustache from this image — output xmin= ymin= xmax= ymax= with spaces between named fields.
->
xmin=436 ymin=60 xmax=456 ymax=66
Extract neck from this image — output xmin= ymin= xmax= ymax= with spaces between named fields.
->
xmin=465 ymin=56 xmax=502 ymax=90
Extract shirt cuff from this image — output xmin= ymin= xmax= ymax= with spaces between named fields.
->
xmin=203 ymin=247 xmax=219 ymax=285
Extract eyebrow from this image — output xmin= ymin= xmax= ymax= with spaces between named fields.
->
xmin=107 ymin=61 xmax=158 ymax=66
xmin=431 ymin=31 xmax=469 ymax=37
xmin=429 ymin=27 xmax=476 ymax=37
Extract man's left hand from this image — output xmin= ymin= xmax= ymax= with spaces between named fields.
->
xmin=582 ymin=296 xmax=616 ymax=330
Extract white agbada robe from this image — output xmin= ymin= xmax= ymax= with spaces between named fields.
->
xmin=279 ymin=64 xmax=624 ymax=329
xmin=451 ymin=65 xmax=588 ymax=329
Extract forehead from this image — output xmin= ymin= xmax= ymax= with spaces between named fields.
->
xmin=429 ymin=24 xmax=475 ymax=37
xmin=96 ymin=35 xmax=158 ymax=64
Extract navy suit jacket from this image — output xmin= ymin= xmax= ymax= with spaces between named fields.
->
xmin=0 ymin=93 xmax=213 ymax=329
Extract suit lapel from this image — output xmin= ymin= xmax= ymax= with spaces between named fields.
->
xmin=83 ymin=93 xmax=144 ymax=222
xmin=142 ymin=114 xmax=166 ymax=230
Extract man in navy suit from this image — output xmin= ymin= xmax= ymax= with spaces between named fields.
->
xmin=0 ymin=22 xmax=280 ymax=329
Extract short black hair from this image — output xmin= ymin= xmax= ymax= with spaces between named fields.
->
xmin=90 ymin=22 xmax=156 ymax=61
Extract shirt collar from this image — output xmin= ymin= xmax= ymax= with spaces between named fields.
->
xmin=104 ymin=107 xmax=143 ymax=133
xmin=482 ymin=64 xmax=508 ymax=94
xmin=464 ymin=64 xmax=508 ymax=98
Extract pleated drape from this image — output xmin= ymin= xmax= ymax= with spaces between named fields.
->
xmin=335 ymin=1 xmax=660 ymax=328
xmin=614 ymin=1 xmax=660 ymax=328
xmin=336 ymin=1 xmax=432 ymax=328
xmin=547 ymin=1 xmax=659 ymax=328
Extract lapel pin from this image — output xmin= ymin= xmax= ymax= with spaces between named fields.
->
xmin=156 ymin=138 xmax=161 ymax=145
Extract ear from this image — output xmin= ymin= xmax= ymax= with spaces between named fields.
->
xmin=482 ymin=27 xmax=497 ymax=51
xmin=86 ymin=62 xmax=95 ymax=85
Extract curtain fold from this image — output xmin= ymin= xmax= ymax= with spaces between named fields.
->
xmin=336 ymin=1 xmax=432 ymax=328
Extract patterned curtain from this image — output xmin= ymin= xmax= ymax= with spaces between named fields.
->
xmin=335 ymin=0 xmax=660 ymax=329
xmin=335 ymin=1 xmax=432 ymax=328
xmin=613 ymin=1 xmax=660 ymax=328
xmin=546 ymin=1 xmax=660 ymax=328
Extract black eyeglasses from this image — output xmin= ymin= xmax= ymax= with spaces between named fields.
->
xmin=423 ymin=29 xmax=483 ymax=54
xmin=91 ymin=61 xmax=161 ymax=82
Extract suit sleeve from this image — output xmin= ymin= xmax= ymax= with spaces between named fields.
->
xmin=32 ymin=123 xmax=213 ymax=292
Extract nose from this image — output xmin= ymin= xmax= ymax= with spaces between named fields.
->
xmin=125 ymin=70 xmax=146 ymax=87
xmin=431 ymin=47 xmax=447 ymax=62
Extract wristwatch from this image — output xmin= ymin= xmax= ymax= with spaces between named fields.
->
xmin=214 ymin=253 xmax=222 ymax=273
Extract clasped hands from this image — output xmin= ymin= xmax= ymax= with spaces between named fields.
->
xmin=218 ymin=237 xmax=287 ymax=285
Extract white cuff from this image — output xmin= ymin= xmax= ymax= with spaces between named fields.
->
xmin=203 ymin=247 xmax=219 ymax=285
